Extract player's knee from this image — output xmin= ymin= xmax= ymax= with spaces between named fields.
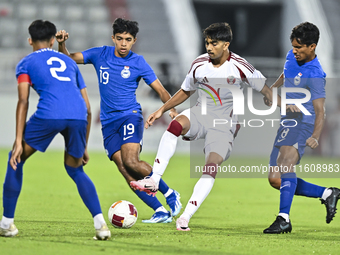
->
xmin=277 ymin=153 xmax=297 ymax=168
xmin=268 ymin=177 xmax=281 ymax=190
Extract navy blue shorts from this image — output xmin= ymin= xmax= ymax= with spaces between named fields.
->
xmin=102 ymin=114 xmax=144 ymax=160
xmin=24 ymin=115 xmax=87 ymax=158
xmin=269 ymin=120 xmax=313 ymax=166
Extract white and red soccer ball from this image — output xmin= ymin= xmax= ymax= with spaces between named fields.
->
xmin=108 ymin=200 xmax=138 ymax=228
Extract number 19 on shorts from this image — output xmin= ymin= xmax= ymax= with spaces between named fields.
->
xmin=124 ymin=123 xmax=135 ymax=136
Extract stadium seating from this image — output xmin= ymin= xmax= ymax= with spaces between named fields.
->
xmin=0 ymin=0 xmax=111 ymax=50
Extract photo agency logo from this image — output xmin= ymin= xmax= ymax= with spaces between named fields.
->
xmin=197 ymin=80 xmax=312 ymax=128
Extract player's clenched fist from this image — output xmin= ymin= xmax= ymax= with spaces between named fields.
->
xmin=55 ymin=30 xmax=69 ymax=43
xmin=306 ymin=137 xmax=319 ymax=149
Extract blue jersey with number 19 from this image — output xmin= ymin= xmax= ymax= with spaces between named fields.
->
xmin=82 ymin=46 xmax=157 ymax=125
xmin=16 ymin=48 xmax=87 ymax=120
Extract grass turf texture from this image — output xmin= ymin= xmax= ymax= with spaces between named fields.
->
xmin=0 ymin=149 xmax=340 ymax=255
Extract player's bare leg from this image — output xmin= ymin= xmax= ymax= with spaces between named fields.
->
xmin=111 ymin=150 xmax=141 ymax=185
xmin=130 ymin=115 xmax=190 ymax=194
xmin=268 ymin=167 xmax=281 ymax=190
xmin=112 ymin=150 xmax=172 ymax=222
xmin=121 ymin=143 xmax=159 ymax=195
xmin=177 ymin=152 xmax=223 ymax=231
xmin=121 ymin=143 xmax=152 ymax=177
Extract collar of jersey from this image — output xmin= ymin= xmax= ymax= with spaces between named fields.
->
xmin=112 ymin=46 xmax=133 ymax=59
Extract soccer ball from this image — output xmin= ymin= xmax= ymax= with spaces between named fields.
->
xmin=108 ymin=200 xmax=138 ymax=228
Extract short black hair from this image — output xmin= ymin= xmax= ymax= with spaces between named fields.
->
xmin=28 ymin=20 xmax=56 ymax=42
xmin=112 ymin=18 xmax=139 ymax=38
xmin=290 ymin=22 xmax=319 ymax=46
xmin=203 ymin=22 xmax=233 ymax=43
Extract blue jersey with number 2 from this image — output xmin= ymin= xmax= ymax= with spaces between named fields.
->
xmin=82 ymin=46 xmax=157 ymax=125
xmin=16 ymin=48 xmax=87 ymax=120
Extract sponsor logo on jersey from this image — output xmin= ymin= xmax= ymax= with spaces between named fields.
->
xmin=121 ymin=66 xmax=131 ymax=78
xmin=202 ymin=76 xmax=209 ymax=83
xmin=197 ymin=80 xmax=222 ymax=106
xmin=294 ymin=72 xmax=302 ymax=85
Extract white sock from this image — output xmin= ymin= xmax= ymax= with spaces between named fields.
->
xmin=155 ymin=206 xmax=168 ymax=213
xmin=164 ymin=188 xmax=173 ymax=198
xmin=152 ymin=131 xmax=178 ymax=184
xmin=278 ymin=213 xmax=290 ymax=223
xmin=1 ymin=216 xmax=14 ymax=229
xmin=322 ymin=188 xmax=332 ymax=200
xmin=93 ymin=213 xmax=106 ymax=229
xmin=182 ymin=175 xmax=215 ymax=221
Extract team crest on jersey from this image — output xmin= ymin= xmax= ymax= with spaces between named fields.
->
xmin=227 ymin=75 xmax=236 ymax=85
xmin=294 ymin=72 xmax=302 ymax=86
xmin=121 ymin=66 xmax=131 ymax=78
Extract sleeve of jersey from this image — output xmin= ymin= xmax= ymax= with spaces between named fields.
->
xmin=140 ymin=57 xmax=157 ymax=85
xmin=247 ymin=69 xmax=266 ymax=92
xmin=180 ymin=62 xmax=199 ymax=91
xmin=180 ymin=75 xmax=194 ymax=91
xmin=17 ymin=74 xmax=32 ymax=85
xmin=76 ymin=67 xmax=86 ymax=90
xmin=309 ymin=70 xmax=326 ymax=100
xmin=81 ymin=47 xmax=101 ymax=64
xmin=16 ymin=58 xmax=32 ymax=85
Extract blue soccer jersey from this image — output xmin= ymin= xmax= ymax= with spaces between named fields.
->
xmin=82 ymin=46 xmax=157 ymax=125
xmin=16 ymin=48 xmax=87 ymax=120
xmin=282 ymin=49 xmax=326 ymax=125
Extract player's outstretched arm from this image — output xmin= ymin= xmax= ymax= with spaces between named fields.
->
xmin=149 ymin=79 xmax=178 ymax=119
xmin=260 ymin=84 xmax=277 ymax=106
xmin=261 ymin=84 xmax=299 ymax=113
xmin=56 ymin=30 xmax=84 ymax=64
xmin=80 ymin=87 xmax=91 ymax=165
xmin=145 ymin=89 xmax=191 ymax=129
xmin=10 ymin=82 xmax=30 ymax=170
xmin=306 ymin=97 xmax=325 ymax=149
xmin=263 ymin=72 xmax=284 ymax=106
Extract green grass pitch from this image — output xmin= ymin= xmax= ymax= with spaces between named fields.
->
xmin=0 ymin=149 xmax=340 ymax=255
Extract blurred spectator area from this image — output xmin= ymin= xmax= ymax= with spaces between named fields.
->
xmin=0 ymin=0 xmax=111 ymax=50
xmin=0 ymin=0 xmax=183 ymax=95
xmin=0 ymin=0 xmax=339 ymax=93
xmin=0 ymin=0 xmax=340 ymax=157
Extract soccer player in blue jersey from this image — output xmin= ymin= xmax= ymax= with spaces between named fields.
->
xmin=0 ymin=20 xmax=110 ymax=240
xmin=263 ymin=22 xmax=340 ymax=234
xmin=56 ymin=18 xmax=181 ymax=223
